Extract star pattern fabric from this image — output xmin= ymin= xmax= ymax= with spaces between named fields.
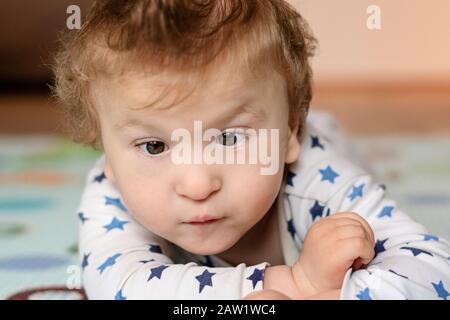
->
xmin=374 ymin=238 xmax=388 ymax=257
xmin=309 ymin=200 xmax=329 ymax=221
xmin=377 ymin=206 xmax=394 ymax=218
xmin=400 ymin=246 xmax=433 ymax=257
xmin=148 ymin=244 xmax=163 ymax=254
xmin=348 ymin=184 xmax=364 ymax=201
xmin=77 ymin=117 xmax=450 ymax=300
xmin=432 ymin=281 xmax=449 ymax=300
xmin=104 ymin=196 xmax=128 ymax=212
xmin=195 ymin=269 xmax=216 ymax=293
xmin=103 ymin=217 xmax=129 ymax=232
xmin=114 ymin=289 xmax=126 ymax=300
xmin=78 ymin=212 xmax=88 ymax=224
xmin=356 ymin=287 xmax=372 ymax=300
xmin=97 ymin=253 xmax=122 ymax=274
xmin=93 ymin=172 xmax=106 ymax=183
xmin=389 ymin=269 xmax=408 ymax=279
xmin=319 ymin=165 xmax=339 ymax=183
xmin=247 ymin=268 xmax=265 ymax=289
xmin=424 ymin=234 xmax=439 ymax=241
xmin=311 ymin=135 xmax=325 ymax=150
xmin=286 ymin=171 xmax=296 ymax=187
xmin=81 ymin=253 xmax=90 ymax=271
xmin=148 ymin=265 xmax=169 ymax=281
xmin=287 ymin=219 xmax=296 ymax=239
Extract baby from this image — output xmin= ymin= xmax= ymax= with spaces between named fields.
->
xmin=53 ymin=0 xmax=450 ymax=299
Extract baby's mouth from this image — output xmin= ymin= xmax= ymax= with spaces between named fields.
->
xmin=187 ymin=218 xmax=222 ymax=226
xmin=185 ymin=214 xmax=224 ymax=226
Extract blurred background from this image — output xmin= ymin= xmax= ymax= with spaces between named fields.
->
xmin=0 ymin=0 xmax=449 ymax=299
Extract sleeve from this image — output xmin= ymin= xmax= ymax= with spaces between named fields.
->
xmin=78 ymin=156 xmax=269 ymax=300
xmin=285 ymin=139 xmax=450 ymax=300
xmin=328 ymin=173 xmax=450 ymax=300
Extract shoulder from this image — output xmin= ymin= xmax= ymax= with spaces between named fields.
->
xmin=283 ymin=112 xmax=367 ymax=203
xmin=78 ymin=154 xmax=124 ymax=215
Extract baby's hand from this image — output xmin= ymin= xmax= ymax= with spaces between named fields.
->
xmin=292 ymin=212 xmax=375 ymax=297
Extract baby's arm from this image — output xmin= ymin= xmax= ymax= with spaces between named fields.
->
xmin=328 ymin=174 xmax=450 ymax=299
xmin=79 ymin=157 xmax=292 ymax=299
xmin=286 ymin=124 xmax=450 ymax=299
xmin=291 ymin=212 xmax=375 ymax=297
xmin=292 ymin=172 xmax=450 ymax=300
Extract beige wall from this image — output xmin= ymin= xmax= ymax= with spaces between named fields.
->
xmin=289 ymin=0 xmax=450 ymax=83
xmin=2 ymin=0 xmax=448 ymax=84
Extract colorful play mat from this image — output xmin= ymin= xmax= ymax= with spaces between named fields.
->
xmin=1 ymin=134 xmax=450 ymax=299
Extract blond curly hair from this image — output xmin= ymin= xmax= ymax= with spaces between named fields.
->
xmin=52 ymin=0 xmax=316 ymax=148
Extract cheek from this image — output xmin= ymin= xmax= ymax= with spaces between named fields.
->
xmin=230 ymin=164 xmax=284 ymax=220
xmin=113 ymin=163 xmax=172 ymax=233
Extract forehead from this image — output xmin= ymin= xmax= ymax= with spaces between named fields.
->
xmin=91 ymin=56 xmax=287 ymax=127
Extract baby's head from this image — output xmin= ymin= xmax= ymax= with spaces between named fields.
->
xmin=53 ymin=0 xmax=316 ymax=255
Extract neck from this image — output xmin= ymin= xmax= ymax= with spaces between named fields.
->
xmin=216 ymin=197 xmax=283 ymax=266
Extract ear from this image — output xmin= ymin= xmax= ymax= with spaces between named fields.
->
xmin=284 ymin=125 xmax=301 ymax=164
xmin=104 ymin=156 xmax=116 ymax=183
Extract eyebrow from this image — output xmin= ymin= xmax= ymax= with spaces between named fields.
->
xmin=217 ymin=102 xmax=266 ymax=125
xmin=115 ymin=116 xmax=161 ymax=131
xmin=114 ymin=101 xmax=266 ymax=131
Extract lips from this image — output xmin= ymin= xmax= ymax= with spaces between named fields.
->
xmin=187 ymin=216 xmax=222 ymax=225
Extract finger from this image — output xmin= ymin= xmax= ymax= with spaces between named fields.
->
xmin=307 ymin=219 xmax=361 ymax=242
xmin=338 ymin=237 xmax=375 ymax=265
xmin=312 ymin=218 xmax=364 ymax=240
xmin=328 ymin=212 xmax=374 ymax=244
xmin=313 ymin=217 xmax=362 ymax=232
xmin=334 ymin=224 xmax=370 ymax=242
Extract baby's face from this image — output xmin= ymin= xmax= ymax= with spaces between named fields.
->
xmin=91 ymin=63 xmax=300 ymax=255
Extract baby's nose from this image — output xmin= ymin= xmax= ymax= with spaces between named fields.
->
xmin=175 ymin=165 xmax=222 ymax=201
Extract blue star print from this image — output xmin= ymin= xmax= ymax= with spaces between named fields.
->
xmin=139 ymin=259 xmax=155 ymax=264
xmin=195 ymin=269 xmax=216 ymax=293
xmin=377 ymin=206 xmax=394 ymax=218
xmin=348 ymin=184 xmax=364 ymax=201
xmin=311 ymin=135 xmax=325 ymax=149
xmin=98 ymin=253 xmax=122 ymax=274
xmin=103 ymin=217 xmax=129 ymax=232
xmin=78 ymin=212 xmax=88 ymax=224
xmin=93 ymin=172 xmax=106 ymax=183
xmin=424 ymin=234 xmax=439 ymax=241
xmin=389 ymin=269 xmax=408 ymax=279
xmin=400 ymin=247 xmax=433 ymax=257
xmin=432 ymin=281 xmax=449 ymax=300
xmin=247 ymin=268 xmax=265 ymax=289
xmin=104 ymin=196 xmax=128 ymax=212
xmin=319 ymin=165 xmax=339 ymax=183
xmin=148 ymin=244 xmax=163 ymax=254
xmin=286 ymin=171 xmax=296 ymax=186
xmin=310 ymin=200 xmax=328 ymax=221
xmin=287 ymin=219 xmax=296 ymax=239
xmin=374 ymin=238 xmax=388 ymax=257
xmin=356 ymin=287 xmax=372 ymax=300
xmin=114 ymin=289 xmax=126 ymax=300
xmin=148 ymin=265 xmax=169 ymax=281
xmin=82 ymin=253 xmax=90 ymax=271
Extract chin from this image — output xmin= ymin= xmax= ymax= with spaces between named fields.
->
xmin=180 ymin=236 xmax=238 ymax=256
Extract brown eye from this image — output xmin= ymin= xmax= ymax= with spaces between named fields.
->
xmin=218 ymin=132 xmax=237 ymax=146
xmin=216 ymin=129 xmax=247 ymax=147
xmin=141 ymin=141 xmax=167 ymax=155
